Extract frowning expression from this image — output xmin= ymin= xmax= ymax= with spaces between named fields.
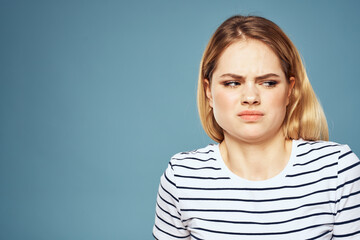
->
xmin=205 ymin=39 xmax=294 ymax=144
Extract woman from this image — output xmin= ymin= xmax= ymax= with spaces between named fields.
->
xmin=153 ymin=15 xmax=360 ymax=239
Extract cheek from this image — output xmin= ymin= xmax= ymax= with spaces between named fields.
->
xmin=212 ymin=91 xmax=239 ymax=113
xmin=266 ymin=91 xmax=289 ymax=115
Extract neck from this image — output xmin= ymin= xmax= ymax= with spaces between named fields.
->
xmin=219 ymin=132 xmax=292 ymax=181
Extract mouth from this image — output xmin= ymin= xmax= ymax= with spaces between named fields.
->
xmin=238 ymin=110 xmax=264 ymax=121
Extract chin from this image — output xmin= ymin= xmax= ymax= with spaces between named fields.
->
xmin=233 ymin=129 xmax=279 ymax=142
xmin=229 ymin=132 xmax=266 ymax=143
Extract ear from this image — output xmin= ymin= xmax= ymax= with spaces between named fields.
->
xmin=204 ymin=79 xmax=213 ymax=108
xmin=287 ymin=77 xmax=295 ymax=105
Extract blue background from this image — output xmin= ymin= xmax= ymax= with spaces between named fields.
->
xmin=1 ymin=0 xmax=360 ymax=239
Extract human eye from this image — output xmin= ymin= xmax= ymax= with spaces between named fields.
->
xmin=223 ymin=81 xmax=241 ymax=88
xmin=261 ymin=80 xmax=278 ymax=88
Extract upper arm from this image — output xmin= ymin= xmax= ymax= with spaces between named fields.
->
xmin=153 ymin=162 xmax=190 ymax=239
xmin=333 ymin=145 xmax=360 ymax=238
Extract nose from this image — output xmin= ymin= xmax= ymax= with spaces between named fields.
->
xmin=241 ymin=84 xmax=260 ymax=105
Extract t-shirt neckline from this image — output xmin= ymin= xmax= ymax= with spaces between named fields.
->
xmin=213 ymin=139 xmax=301 ymax=186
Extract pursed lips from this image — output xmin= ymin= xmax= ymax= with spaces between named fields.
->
xmin=238 ymin=110 xmax=264 ymax=121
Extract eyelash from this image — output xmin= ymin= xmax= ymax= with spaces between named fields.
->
xmin=223 ymin=80 xmax=278 ymax=88
xmin=223 ymin=81 xmax=240 ymax=87
xmin=262 ymin=81 xmax=278 ymax=88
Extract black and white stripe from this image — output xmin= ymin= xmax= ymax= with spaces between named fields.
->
xmin=153 ymin=140 xmax=360 ymax=239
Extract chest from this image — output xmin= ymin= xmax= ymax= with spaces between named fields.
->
xmin=178 ymin=178 xmax=337 ymax=239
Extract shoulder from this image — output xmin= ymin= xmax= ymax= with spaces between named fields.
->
xmin=165 ymin=144 xmax=220 ymax=179
xmin=169 ymin=144 xmax=218 ymax=165
xmin=295 ymin=139 xmax=352 ymax=157
xmin=294 ymin=139 xmax=359 ymax=171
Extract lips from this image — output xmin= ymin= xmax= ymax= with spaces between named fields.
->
xmin=238 ymin=110 xmax=264 ymax=121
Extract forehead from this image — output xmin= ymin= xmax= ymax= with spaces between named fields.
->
xmin=213 ymin=39 xmax=284 ymax=78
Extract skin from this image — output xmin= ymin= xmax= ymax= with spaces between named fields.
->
xmin=205 ymin=39 xmax=295 ymax=181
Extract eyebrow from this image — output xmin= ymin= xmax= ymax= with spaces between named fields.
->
xmin=219 ymin=73 xmax=280 ymax=80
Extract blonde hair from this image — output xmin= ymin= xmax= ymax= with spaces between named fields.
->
xmin=197 ymin=15 xmax=329 ymax=143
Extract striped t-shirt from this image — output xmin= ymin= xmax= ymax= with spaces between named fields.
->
xmin=153 ymin=139 xmax=360 ymax=239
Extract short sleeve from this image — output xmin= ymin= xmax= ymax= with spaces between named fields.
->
xmin=153 ymin=161 xmax=190 ymax=239
xmin=333 ymin=145 xmax=360 ymax=238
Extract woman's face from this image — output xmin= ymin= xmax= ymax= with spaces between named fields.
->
xmin=205 ymin=39 xmax=294 ymax=144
